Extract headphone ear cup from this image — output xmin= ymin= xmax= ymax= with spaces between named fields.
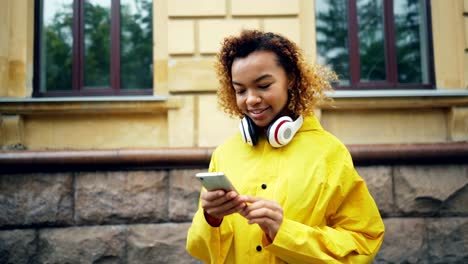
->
xmin=267 ymin=116 xmax=293 ymax=148
xmin=239 ymin=116 xmax=258 ymax=146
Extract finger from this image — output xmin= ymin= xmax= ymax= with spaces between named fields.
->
xmin=247 ymin=216 xmax=277 ymax=226
xmin=239 ymin=195 xmax=261 ymax=204
xmin=202 ymin=191 xmax=238 ymax=208
xmin=242 ymin=200 xmax=282 ymax=217
xmin=243 ymin=207 xmax=281 ymax=221
xmin=201 ymin=190 xmax=225 ymax=202
xmin=205 ymin=197 xmax=246 ymax=218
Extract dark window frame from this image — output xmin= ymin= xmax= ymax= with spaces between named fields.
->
xmin=322 ymin=0 xmax=436 ymax=90
xmin=33 ymin=0 xmax=153 ymax=97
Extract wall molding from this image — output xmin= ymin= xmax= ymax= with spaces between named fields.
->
xmin=0 ymin=96 xmax=181 ymax=115
xmin=1 ymin=142 xmax=467 ymax=173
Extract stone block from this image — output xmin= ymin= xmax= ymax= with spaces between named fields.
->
xmin=168 ymin=95 xmax=196 ymax=147
xmin=168 ymin=20 xmax=195 ymax=54
xmin=38 ymin=225 xmax=126 ymax=263
xmin=0 ymin=55 xmax=8 ymax=97
xmin=199 ymin=19 xmax=260 ymax=54
xmin=127 ymin=223 xmax=199 ymax=264
xmin=394 ymin=165 xmax=468 ymax=215
xmin=465 ymin=53 xmax=468 ymax=89
xmin=374 ymin=218 xmax=426 ymax=264
xmin=263 ymin=18 xmax=300 ymax=45
xmin=154 ymin=59 xmax=168 ymax=95
xmin=231 ymin=0 xmax=299 ymax=16
xmin=197 ymin=94 xmax=239 ymax=147
xmin=320 ymin=109 xmax=447 ymax=144
xmin=426 ymin=217 xmax=468 ymax=263
xmin=356 ymin=166 xmax=393 ymax=215
xmin=465 ymin=18 xmax=468 ymax=51
xmin=0 ymin=114 xmax=24 ymax=150
xmin=75 ymin=170 xmax=169 ymax=225
xmin=5 ymin=0 xmax=29 ymax=98
xmin=449 ymin=107 xmax=468 ymax=141
xmin=168 ymin=58 xmax=218 ymax=92
xmin=0 ymin=173 xmax=73 ymax=227
xmin=0 ymin=229 xmax=36 ymax=264
xmin=441 ymin=184 xmax=468 ymax=215
xmin=23 ymin=113 xmax=169 ymax=149
xmin=168 ymin=0 xmax=225 ymax=17
xmin=431 ymin=0 xmax=465 ymax=89
xmin=169 ymin=169 xmax=205 ymax=221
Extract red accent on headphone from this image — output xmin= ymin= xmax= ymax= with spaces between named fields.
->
xmin=274 ymin=120 xmax=289 ymax=145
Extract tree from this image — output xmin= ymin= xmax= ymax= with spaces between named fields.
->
xmin=41 ymin=0 xmax=153 ymax=91
xmin=120 ymin=0 xmax=153 ymax=89
xmin=394 ymin=0 xmax=424 ymax=83
xmin=357 ymin=0 xmax=386 ymax=81
xmin=43 ymin=3 xmax=73 ymax=91
xmin=315 ymin=0 xmax=350 ymax=84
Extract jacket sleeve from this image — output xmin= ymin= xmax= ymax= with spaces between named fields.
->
xmin=264 ymin=147 xmax=385 ymax=263
xmin=186 ymin=202 xmax=235 ymax=263
xmin=186 ymin=148 xmax=235 ymax=264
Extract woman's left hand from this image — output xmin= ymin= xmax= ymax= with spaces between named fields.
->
xmin=240 ymin=196 xmax=283 ymax=242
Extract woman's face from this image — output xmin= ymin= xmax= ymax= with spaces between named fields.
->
xmin=231 ymin=50 xmax=290 ymax=128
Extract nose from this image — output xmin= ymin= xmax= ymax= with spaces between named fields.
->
xmin=246 ymin=91 xmax=261 ymax=106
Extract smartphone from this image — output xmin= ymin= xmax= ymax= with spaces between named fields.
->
xmin=195 ymin=172 xmax=237 ymax=192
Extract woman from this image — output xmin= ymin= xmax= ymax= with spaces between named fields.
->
xmin=186 ymin=29 xmax=384 ymax=263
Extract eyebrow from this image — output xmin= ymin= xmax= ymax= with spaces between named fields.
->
xmin=232 ymin=74 xmax=274 ymax=86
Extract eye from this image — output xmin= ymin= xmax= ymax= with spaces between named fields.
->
xmin=258 ymin=83 xmax=271 ymax=89
xmin=235 ymin=89 xmax=246 ymax=95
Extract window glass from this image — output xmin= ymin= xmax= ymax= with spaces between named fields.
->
xmin=357 ymin=0 xmax=386 ymax=82
xmin=120 ymin=0 xmax=153 ymax=90
xmin=394 ymin=0 xmax=430 ymax=84
xmin=40 ymin=0 xmax=74 ymax=91
xmin=315 ymin=0 xmax=350 ymax=86
xmin=84 ymin=0 xmax=111 ymax=88
xmin=315 ymin=0 xmax=433 ymax=89
xmin=36 ymin=0 xmax=153 ymax=96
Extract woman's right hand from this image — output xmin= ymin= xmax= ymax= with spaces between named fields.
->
xmin=201 ymin=190 xmax=246 ymax=226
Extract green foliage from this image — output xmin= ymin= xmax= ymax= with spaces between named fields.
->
xmin=315 ymin=0 xmax=427 ymax=86
xmin=394 ymin=0 xmax=424 ymax=83
xmin=41 ymin=0 xmax=153 ymax=92
xmin=357 ymin=0 xmax=386 ymax=81
xmin=315 ymin=0 xmax=350 ymax=84
xmin=43 ymin=3 xmax=73 ymax=91
xmin=83 ymin=1 xmax=111 ymax=87
xmin=120 ymin=0 xmax=153 ymax=89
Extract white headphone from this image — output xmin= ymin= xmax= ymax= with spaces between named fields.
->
xmin=239 ymin=115 xmax=303 ymax=148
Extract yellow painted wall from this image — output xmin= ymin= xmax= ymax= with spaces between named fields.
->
xmin=23 ymin=113 xmax=168 ymax=149
xmin=432 ymin=0 xmax=466 ymax=89
xmin=0 ymin=0 xmax=33 ymax=97
xmin=0 ymin=0 xmax=467 ymax=150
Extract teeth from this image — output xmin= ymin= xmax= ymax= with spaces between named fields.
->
xmin=250 ymin=109 xmax=264 ymax=114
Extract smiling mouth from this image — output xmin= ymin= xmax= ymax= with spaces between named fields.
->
xmin=248 ymin=107 xmax=270 ymax=118
xmin=249 ymin=108 xmax=266 ymax=114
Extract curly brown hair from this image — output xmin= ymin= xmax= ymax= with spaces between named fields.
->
xmin=215 ymin=29 xmax=336 ymax=118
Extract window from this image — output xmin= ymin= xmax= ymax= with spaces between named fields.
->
xmin=34 ymin=0 xmax=153 ymax=96
xmin=315 ymin=0 xmax=434 ymax=89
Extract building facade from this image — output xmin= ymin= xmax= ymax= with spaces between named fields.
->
xmin=0 ymin=0 xmax=467 ymax=149
xmin=0 ymin=0 xmax=467 ymax=263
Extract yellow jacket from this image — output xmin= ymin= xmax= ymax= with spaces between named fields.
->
xmin=187 ymin=115 xmax=385 ymax=263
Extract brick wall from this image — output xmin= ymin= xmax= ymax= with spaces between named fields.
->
xmin=1 ymin=165 xmax=466 ymax=263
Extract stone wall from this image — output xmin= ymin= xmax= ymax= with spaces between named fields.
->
xmin=0 ymin=165 xmax=467 ymax=263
